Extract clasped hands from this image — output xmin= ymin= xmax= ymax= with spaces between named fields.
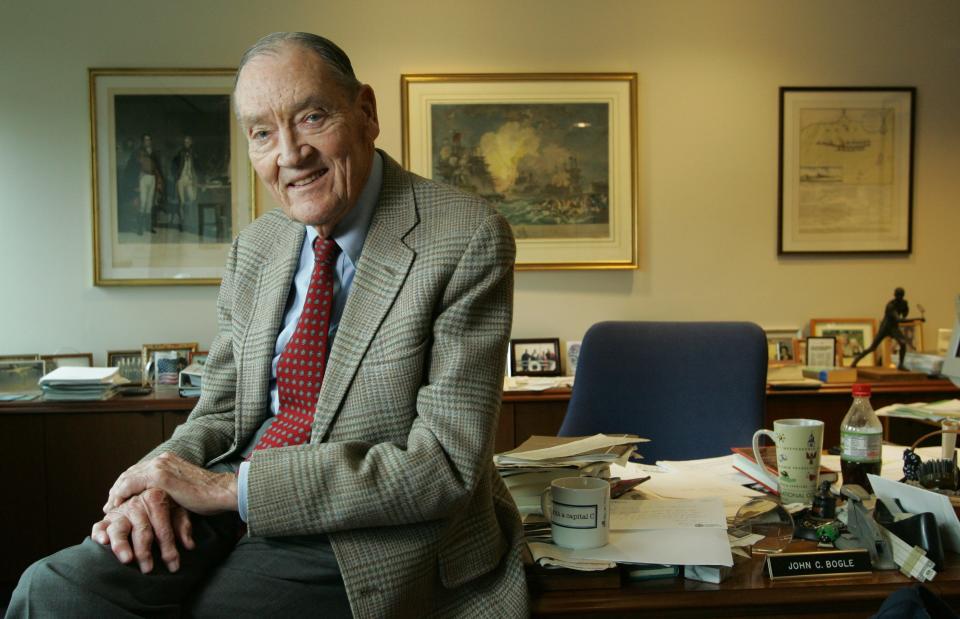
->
xmin=92 ymin=452 xmax=238 ymax=574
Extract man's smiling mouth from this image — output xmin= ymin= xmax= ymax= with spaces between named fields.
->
xmin=289 ymin=169 xmax=327 ymax=188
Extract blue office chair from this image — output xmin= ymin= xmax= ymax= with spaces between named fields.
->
xmin=559 ymin=321 xmax=768 ymax=462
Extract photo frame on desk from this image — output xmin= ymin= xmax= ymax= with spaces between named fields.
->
xmin=89 ymin=68 xmax=256 ymax=286
xmin=142 ymin=342 xmax=198 ymax=386
xmin=41 ymin=353 xmax=94 ymax=371
xmin=0 ymin=360 xmax=45 ymax=399
xmin=510 ymin=338 xmax=562 ymax=377
xmin=402 ymin=73 xmax=638 ymax=270
xmin=108 ymin=349 xmax=146 ymax=385
xmin=805 ymin=336 xmax=838 ymax=367
xmin=765 ymin=328 xmax=800 ymax=363
xmin=809 ymin=318 xmax=877 ymax=367
xmin=778 ymin=87 xmax=915 ymax=255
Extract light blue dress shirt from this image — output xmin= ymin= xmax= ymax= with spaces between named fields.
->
xmin=237 ymin=152 xmax=382 ymax=521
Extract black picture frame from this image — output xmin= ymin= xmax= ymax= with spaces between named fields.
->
xmin=778 ymin=87 xmax=915 ymax=255
xmin=510 ymin=338 xmax=563 ymax=377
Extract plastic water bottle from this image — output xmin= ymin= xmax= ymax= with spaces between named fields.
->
xmin=840 ymin=384 xmax=883 ymax=492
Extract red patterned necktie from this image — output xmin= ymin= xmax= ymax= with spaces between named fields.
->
xmin=254 ymin=236 xmax=339 ymax=451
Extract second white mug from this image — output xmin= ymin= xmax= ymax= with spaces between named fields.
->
xmin=540 ymin=476 xmax=610 ymax=549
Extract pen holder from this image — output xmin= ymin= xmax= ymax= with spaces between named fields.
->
xmin=903 ymin=429 xmax=960 ymax=495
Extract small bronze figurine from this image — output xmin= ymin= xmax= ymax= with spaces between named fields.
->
xmin=851 ymin=287 xmax=923 ymax=369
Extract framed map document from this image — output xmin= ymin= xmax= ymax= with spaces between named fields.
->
xmin=778 ymin=87 xmax=915 ymax=255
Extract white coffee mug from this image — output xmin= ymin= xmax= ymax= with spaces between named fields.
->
xmin=540 ymin=476 xmax=610 ymax=549
xmin=752 ymin=418 xmax=824 ymax=505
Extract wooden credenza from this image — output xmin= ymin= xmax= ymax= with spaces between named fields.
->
xmin=3 ymin=379 xmax=957 ymax=585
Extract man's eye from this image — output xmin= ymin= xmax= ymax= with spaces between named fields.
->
xmin=305 ymin=112 xmax=323 ymax=123
xmin=251 ymin=130 xmax=269 ymax=141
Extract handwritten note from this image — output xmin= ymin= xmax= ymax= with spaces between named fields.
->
xmin=610 ymin=497 xmax=726 ymax=531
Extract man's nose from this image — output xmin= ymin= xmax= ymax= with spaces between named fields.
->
xmin=276 ymin=128 xmax=309 ymax=167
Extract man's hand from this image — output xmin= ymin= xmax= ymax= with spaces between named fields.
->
xmin=105 ymin=452 xmax=238 ymax=517
xmin=91 ymin=488 xmax=193 ymax=574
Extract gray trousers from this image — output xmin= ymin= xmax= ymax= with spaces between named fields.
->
xmin=7 ymin=431 xmax=351 ymax=618
xmin=6 ymin=513 xmax=351 ymax=618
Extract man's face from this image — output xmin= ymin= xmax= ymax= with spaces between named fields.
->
xmin=143 ymin=135 xmax=152 ymax=152
xmin=184 ymin=136 xmax=193 ymax=149
xmin=234 ymin=44 xmax=380 ymax=234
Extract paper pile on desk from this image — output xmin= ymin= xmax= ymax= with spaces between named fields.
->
xmin=39 ymin=367 xmax=128 ymax=401
xmin=875 ymin=400 xmax=960 ymax=423
xmin=496 ymin=434 xmax=645 ymax=515
xmin=529 ymin=497 xmax=733 ymax=570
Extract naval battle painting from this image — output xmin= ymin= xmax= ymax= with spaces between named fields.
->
xmin=403 ymin=74 xmax=637 ymax=270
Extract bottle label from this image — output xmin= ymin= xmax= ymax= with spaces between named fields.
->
xmin=841 ymin=430 xmax=882 ymax=462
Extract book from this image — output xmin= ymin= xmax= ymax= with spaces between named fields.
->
xmin=731 ymin=446 xmax=838 ymax=493
xmin=855 ymin=367 xmax=927 ymax=382
xmin=623 ymin=563 xmax=680 ymax=581
xmin=802 ymin=366 xmax=857 ymax=383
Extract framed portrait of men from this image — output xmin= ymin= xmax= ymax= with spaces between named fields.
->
xmin=90 ymin=69 xmax=256 ymax=285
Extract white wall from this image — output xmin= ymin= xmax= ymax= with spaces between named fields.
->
xmin=2 ymin=0 xmax=958 ymax=363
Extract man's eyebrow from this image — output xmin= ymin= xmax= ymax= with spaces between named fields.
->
xmin=237 ymin=95 xmax=331 ymax=129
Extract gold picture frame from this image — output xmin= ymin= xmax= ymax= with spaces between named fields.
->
xmin=402 ymin=73 xmax=638 ymax=270
xmin=41 ymin=353 xmax=94 ymax=371
xmin=809 ymin=318 xmax=878 ymax=367
xmin=90 ymin=68 xmax=256 ymax=286
xmin=141 ymin=342 xmax=198 ymax=386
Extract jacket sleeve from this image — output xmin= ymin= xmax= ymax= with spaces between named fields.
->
xmin=142 ymin=238 xmax=242 ymax=465
xmin=245 ymin=211 xmax=514 ymax=536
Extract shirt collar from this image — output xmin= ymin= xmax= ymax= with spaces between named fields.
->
xmin=305 ymin=151 xmax=382 ymax=266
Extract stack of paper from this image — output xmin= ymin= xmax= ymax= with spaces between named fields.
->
xmin=178 ymin=361 xmax=203 ymax=397
xmin=39 ymin=367 xmax=128 ymax=401
xmin=875 ymin=400 xmax=960 ymax=423
xmin=495 ymin=434 xmax=645 ymax=515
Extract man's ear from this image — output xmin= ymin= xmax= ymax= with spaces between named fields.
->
xmin=357 ymin=85 xmax=380 ymax=141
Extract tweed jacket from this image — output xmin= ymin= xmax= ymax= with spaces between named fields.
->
xmin=149 ymin=153 xmax=529 ymax=617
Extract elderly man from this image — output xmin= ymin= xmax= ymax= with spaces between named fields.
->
xmin=8 ymin=32 xmax=527 ymax=618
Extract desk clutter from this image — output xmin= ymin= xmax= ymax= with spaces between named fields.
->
xmin=500 ymin=431 xmax=960 ymax=589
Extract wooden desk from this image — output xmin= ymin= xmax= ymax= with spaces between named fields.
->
xmin=531 ymin=541 xmax=960 ymax=617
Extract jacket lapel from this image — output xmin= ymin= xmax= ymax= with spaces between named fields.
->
xmin=312 ymin=153 xmax=418 ymax=439
xmin=237 ymin=216 xmax=305 ymax=439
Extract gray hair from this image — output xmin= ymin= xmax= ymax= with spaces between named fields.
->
xmin=235 ymin=32 xmax=361 ymax=94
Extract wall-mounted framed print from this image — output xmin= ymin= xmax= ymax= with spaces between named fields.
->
xmin=510 ymin=338 xmax=562 ymax=377
xmin=402 ymin=73 xmax=638 ymax=270
xmin=810 ymin=318 xmax=878 ymax=367
xmin=778 ymin=87 xmax=915 ymax=255
xmin=90 ymin=68 xmax=256 ymax=286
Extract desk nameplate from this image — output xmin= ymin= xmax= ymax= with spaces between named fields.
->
xmin=766 ymin=549 xmax=872 ymax=580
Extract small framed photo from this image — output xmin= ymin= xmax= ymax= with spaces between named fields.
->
xmin=142 ymin=342 xmax=198 ymax=385
xmin=41 ymin=353 xmax=94 ymax=371
xmin=765 ymin=328 xmax=800 ymax=363
xmin=510 ymin=338 xmax=562 ymax=377
xmin=939 ymin=329 xmax=955 ymax=356
xmin=883 ymin=318 xmax=925 ymax=367
xmin=810 ymin=318 xmax=878 ymax=367
xmin=566 ymin=340 xmax=582 ymax=376
xmin=108 ymin=349 xmax=146 ymax=385
xmin=188 ymin=350 xmax=209 ymax=366
xmin=0 ymin=359 xmax=45 ymax=400
xmin=805 ymin=336 xmax=838 ymax=367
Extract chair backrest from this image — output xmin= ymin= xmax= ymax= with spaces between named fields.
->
xmin=559 ymin=321 xmax=768 ymax=463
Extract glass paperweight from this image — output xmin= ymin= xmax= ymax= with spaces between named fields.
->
xmin=731 ymin=497 xmax=794 ymax=554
